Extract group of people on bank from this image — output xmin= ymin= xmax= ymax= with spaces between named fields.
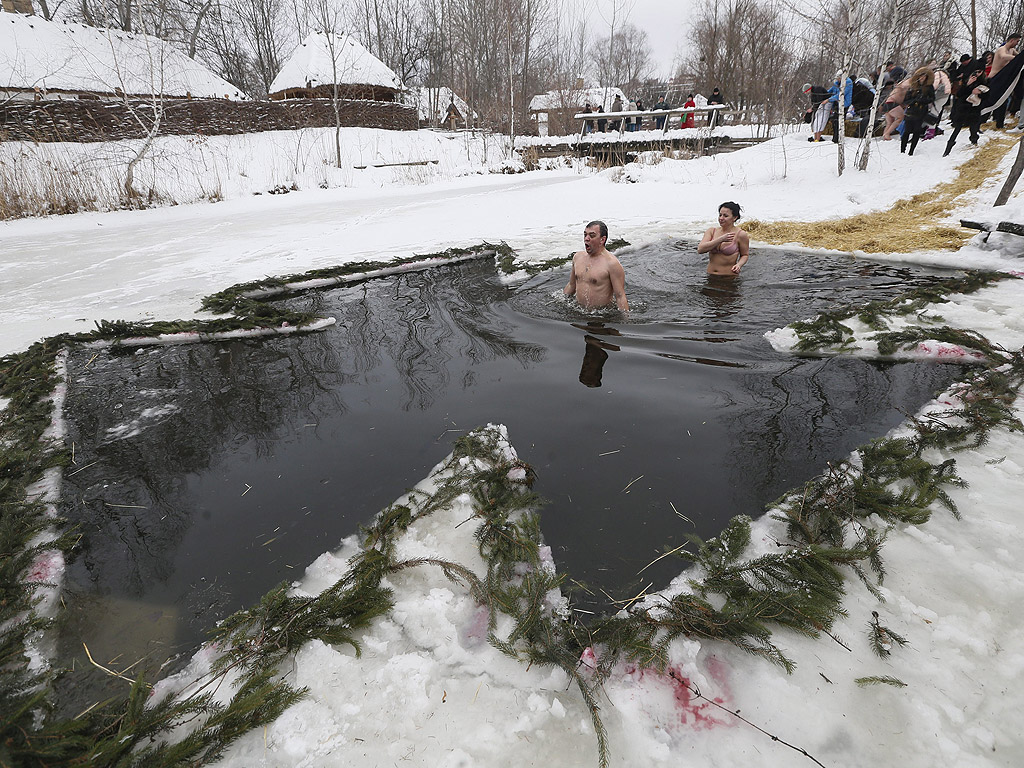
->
xmin=803 ymin=34 xmax=1024 ymax=156
xmin=581 ymin=88 xmax=727 ymax=133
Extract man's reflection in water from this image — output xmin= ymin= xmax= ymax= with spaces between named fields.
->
xmin=572 ymin=321 xmax=622 ymax=388
xmin=700 ymin=273 xmax=743 ymax=320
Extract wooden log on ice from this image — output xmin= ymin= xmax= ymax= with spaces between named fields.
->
xmin=959 ymin=219 xmax=994 ymax=231
xmin=352 ymin=160 xmax=439 ymax=169
xmin=995 ymin=221 xmax=1024 ymax=237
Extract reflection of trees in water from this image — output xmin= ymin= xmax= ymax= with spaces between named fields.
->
xmin=63 ymin=261 xmax=545 ymax=596
xmin=63 ymin=336 xmax=342 ymax=596
xmin=715 ymin=357 xmax=956 ymax=508
xmin=319 ymin=264 xmax=546 ymax=411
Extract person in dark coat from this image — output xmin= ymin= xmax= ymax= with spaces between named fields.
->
xmin=582 ymin=103 xmax=594 ymax=134
xmin=901 ymin=67 xmax=936 ymax=155
xmin=944 ymin=66 xmax=987 ymax=155
xmin=951 ymin=53 xmax=973 ymax=94
xmin=881 ymin=61 xmax=907 ymax=87
xmin=654 ymin=96 xmax=670 ymax=129
xmin=850 ymin=75 xmax=876 ymax=137
xmin=707 ymin=87 xmax=725 ymax=127
xmin=633 ymin=97 xmax=644 ymax=130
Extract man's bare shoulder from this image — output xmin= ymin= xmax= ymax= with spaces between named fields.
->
xmin=602 ymin=249 xmax=624 ymax=267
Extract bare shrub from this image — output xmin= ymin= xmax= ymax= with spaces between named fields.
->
xmin=0 ymin=148 xmax=120 ymax=219
xmin=521 ymin=145 xmax=540 ymax=171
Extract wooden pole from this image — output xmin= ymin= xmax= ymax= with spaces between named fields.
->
xmin=994 ymin=136 xmax=1024 ymax=206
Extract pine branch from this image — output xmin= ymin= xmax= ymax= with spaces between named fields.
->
xmin=855 ymin=675 xmax=907 ymax=688
xmin=867 ymin=611 xmax=909 ymax=659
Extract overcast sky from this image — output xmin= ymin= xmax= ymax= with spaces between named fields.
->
xmin=628 ymin=0 xmax=693 ymax=78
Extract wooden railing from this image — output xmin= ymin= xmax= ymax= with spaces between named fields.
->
xmin=571 ymin=104 xmax=729 ymax=139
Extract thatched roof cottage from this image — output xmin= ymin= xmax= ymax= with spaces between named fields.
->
xmin=0 ymin=11 xmax=246 ymax=102
xmin=269 ymin=32 xmax=403 ymax=102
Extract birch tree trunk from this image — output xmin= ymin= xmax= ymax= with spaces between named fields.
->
xmin=857 ymin=0 xmax=905 ymax=172
xmin=507 ymin=5 xmax=515 ymax=151
xmin=837 ymin=0 xmax=858 ymax=176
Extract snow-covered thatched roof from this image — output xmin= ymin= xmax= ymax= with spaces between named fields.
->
xmin=270 ymin=32 xmax=402 ymax=94
xmin=528 ymin=86 xmax=627 ymax=113
xmin=409 ymin=86 xmax=475 ymax=122
xmin=0 ymin=12 xmax=246 ymax=99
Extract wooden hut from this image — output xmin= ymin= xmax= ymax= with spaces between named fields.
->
xmin=269 ymin=32 xmax=403 ymax=102
xmin=0 ymin=11 xmax=246 ymax=102
xmin=410 ymin=86 xmax=474 ymax=129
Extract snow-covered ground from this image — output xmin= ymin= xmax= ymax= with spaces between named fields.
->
xmin=5 ymin=123 xmax=1024 ymax=766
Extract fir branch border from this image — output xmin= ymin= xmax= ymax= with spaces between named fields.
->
xmin=2 ymin=256 xmax=1022 ymax=767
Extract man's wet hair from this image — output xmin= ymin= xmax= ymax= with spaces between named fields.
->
xmin=587 ymin=220 xmax=608 ymax=239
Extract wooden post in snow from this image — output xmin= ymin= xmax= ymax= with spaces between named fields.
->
xmin=994 ymin=136 xmax=1024 ymax=206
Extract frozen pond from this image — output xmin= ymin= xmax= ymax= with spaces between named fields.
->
xmin=57 ymin=242 xmax=963 ymax=709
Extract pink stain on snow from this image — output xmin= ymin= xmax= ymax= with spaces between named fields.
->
xmin=26 ymin=551 xmax=61 ymax=582
xmin=460 ymin=605 xmax=490 ymax=646
xmin=916 ymin=341 xmax=985 ymax=361
xmin=621 ymin=656 xmax=734 ymax=730
xmin=579 ymin=646 xmax=599 ymax=672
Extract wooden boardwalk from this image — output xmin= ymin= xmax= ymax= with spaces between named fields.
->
xmin=521 ymin=134 xmax=770 ymax=164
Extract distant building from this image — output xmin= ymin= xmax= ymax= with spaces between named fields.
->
xmin=0 ymin=12 xmax=247 ymax=102
xmin=410 ymin=86 xmax=474 ymax=129
xmin=1 ymin=0 xmax=34 ymax=15
xmin=528 ymin=86 xmax=627 ymax=137
xmin=269 ymin=32 xmax=403 ymax=102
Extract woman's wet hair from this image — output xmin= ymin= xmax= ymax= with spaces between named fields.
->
xmin=719 ymin=201 xmax=741 ymax=220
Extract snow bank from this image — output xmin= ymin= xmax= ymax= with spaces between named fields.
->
xmin=157 ymin=390 xmax=1024 ymax=768
xmin=21 ymin=350 xmax=68 ymax=673
xmin=0 ymin=126 xmax=513 ymax=217
xmin=766 ymin=276 xmax=1024 ymax=362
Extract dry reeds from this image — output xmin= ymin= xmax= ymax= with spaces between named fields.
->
xmin=744 ymin=136 xmax=1018 ymax=253
xmin=0 ymin=149 xmax=118 ymax=219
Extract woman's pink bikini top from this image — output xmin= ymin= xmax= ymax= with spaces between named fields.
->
xmin=718 ymin=237 xmax=739 ymax=256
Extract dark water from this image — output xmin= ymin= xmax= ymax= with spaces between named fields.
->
xmin=57 ymin=242 xmax=962 ymax=707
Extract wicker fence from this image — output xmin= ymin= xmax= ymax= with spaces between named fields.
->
xmin=0 ymin=97 xmax=417 ymax=143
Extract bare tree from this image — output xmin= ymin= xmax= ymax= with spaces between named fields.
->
xmin=686 ymin=0 xmax=796 ymax=129
xmin=310 ymin=2 xmax=346 ymax=167
xmin=856 ymin=0 xmax=910 ymax=170
xmin=233 ymin=0 xmax=290 ymax=95
xmin=591 ymin=22 xmax=653 ymax=93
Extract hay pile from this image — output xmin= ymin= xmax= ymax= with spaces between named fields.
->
xmin=744 ymin=136 xmax=1018 ymax=253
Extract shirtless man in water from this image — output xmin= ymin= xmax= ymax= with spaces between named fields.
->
xmin=697 ymin=201 xmax=750 ymax=275
xmin=564 ymin=221 xmax=629 ymax=311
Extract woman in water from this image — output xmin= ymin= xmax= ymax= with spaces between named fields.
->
xmin=697 ymin=201 xmax=750 ymax=275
